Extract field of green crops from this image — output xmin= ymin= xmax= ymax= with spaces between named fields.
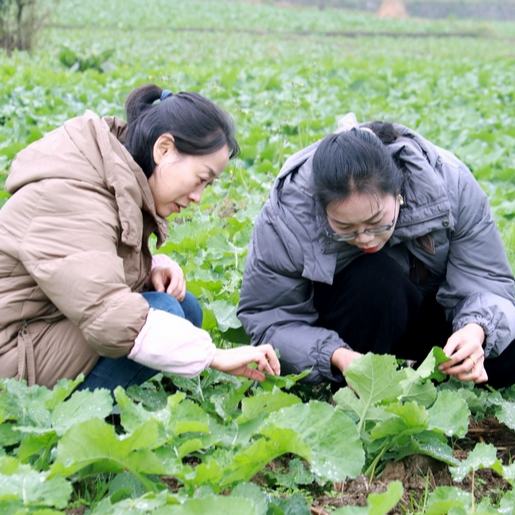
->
xmin=1 ymin=1 xmax=514 ymax=513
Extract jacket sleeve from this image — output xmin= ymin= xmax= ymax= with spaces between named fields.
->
xmin=237 ymin=211 xmax=348 ymax=383
xmin=17 ymin=181 xmax=149 ymax=358
xmin=128 ymin=308 xmax=216 ymax=376
xmin=436 ymin=161 xmax=515 ymax=357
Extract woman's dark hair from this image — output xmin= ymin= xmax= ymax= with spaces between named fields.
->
xmin=313 ymin=122 xmax=402 ymax=208
xmin=124 ymin=84 xmax=239 ymax=177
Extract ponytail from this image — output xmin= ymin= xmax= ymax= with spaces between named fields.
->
xmin=123 ymin=84 xmax=239 ymax=178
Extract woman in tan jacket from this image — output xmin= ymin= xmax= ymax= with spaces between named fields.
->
xmin=0 ymin=84 xmax=279 ymax=391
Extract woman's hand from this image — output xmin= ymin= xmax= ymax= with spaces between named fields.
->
xmin=440 ymin=323 xmax=488 ymax=383
xmin=150 ymin=261 xmax=186 ymax=301
xmin=210 ymin=344 xmax=281 ymax=381
xmin=331 ymin=347 xmax=363 ymax=374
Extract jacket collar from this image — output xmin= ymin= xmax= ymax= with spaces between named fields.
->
xmin=102 ymin=115 xmax=168 ymax=247
xmin=268 ymin=122 xmax=453 ymax=283
xmin=68 ymin=112 xmax=168 ymax=248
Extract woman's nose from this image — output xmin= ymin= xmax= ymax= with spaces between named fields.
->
xmin=189 ymin=188 xmax=202 ymax=203
xmin=354 ymin=230 xmax=375 ymax=244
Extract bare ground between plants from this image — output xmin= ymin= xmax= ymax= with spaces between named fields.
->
xmin=311 ymin=417 xmax=514 ymax=513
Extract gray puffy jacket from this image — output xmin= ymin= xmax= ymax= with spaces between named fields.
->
xmin=237 ymin=123 xmax=515 ymax=383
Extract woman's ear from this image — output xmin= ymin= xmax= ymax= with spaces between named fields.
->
xmin=153 ymin=133 xmax=176 ymax=165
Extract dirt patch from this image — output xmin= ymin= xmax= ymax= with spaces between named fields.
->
xmin=66 ymin=508 xmax=86 ymax=515
xmin=312 ymin=455 xmax=510 ymax=513
xmin=311 ymin=418 xmax=514 ymax=512
xmin=465 ymin=417 xmax=515 ymax=461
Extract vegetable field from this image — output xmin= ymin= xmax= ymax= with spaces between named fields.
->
xmin=1 ymin=0 xmax=514 ymax=513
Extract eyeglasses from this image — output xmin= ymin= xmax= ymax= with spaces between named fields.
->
xmin=326 ymin=195 xmax=402 ymax=243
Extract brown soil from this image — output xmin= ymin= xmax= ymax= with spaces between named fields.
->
xmin=311 ymin=418 xmax=514 ymax=513
xmin=66 ymin=508 xmax=86 ymax=515
xmin=465 ymin=417 xmax=515 ymax=461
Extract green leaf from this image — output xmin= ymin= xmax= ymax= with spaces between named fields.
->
xmin=343 ymin=354 xmax=405 ymax=432
xmin=154 ymin=495 xmax=259 ymax=515
xmin=169 ymin=400 xmax=211 ymax=435
xmin=449 ymin=443 xmax=503 ymax=482
xmin=210 ymin=381 xmax=252 ymax=421
xmin=230 ymin=483 xmax=268 ymax=515
xmin=502 ymin=462 xmax=515 ymax=485
xmin=259 ymin=370 xmax=310 ymax=391
xmin=50 ymin=418 xmax=166 ymax=478
xmin=398 ymin=368 xmax=437 ymax=407
xmin=263 ymin=401 xmax=364 ymax=481
xmin=427 ymin=390 xmax=470 ymax=437
xmin=334 ymin=387 xmax=365 ymax=419
xmin=17 ymin=432 xmax=57 ymax=464
xmin=274 ymin=458 xmax=315 ymax=488
xmin=370 ymin=401 xmax=428 ymax=440
xmin=115 ymin=387 xmax=164 ymax=434
xmin=207 ymin=300 xmax=241 ymax=332
xmin=218 ymin=427 xmax=310 ymax=488
xmin=236 ymin=389 xmax=301 ymax=424
xmin=0 ymin=424 xmax=20 ymax=448
xmin=499 ymin=489 xmax=515 ymax=514
xmin=494 ymin=400 xmax=515 ymax=430
xmin=425 ymin=486 xmax=471 ymax=515
xmin=89 ymin=490 xmax=176 ymax=515
xmin=333 ymin=480 xmax=403 ymax=514
xmin=0 ymin=376 xmax=82 ymax=433
xmin=51 ymin=389 xmax=113 ymax=435
xmin=0 ymin=457 xmax=71 ymax=509
xmin=267 ymin=493 xmax=311 ymax=515
xmin=392 ymin=432 xmax=458 ymax=466
xmin=416 ymin=347 xmax=450 ymax=382
xmin=43 ymin=376 xmax=84 ymax=410
xmin=108 ymin=471 xmax=147 ymax=503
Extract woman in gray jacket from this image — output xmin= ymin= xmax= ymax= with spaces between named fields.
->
xmin=238 ymin=118 xmax=514 ymax=388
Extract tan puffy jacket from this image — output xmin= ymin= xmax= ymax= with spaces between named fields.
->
xmin=0 ymin=111 xmax=169 ymax=386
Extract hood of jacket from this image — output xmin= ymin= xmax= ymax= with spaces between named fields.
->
xmin=6 ymin=111 xmax=168 ymax=247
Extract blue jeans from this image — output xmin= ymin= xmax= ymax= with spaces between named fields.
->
xmin=79 ymin=292 xmax=203 ymax=392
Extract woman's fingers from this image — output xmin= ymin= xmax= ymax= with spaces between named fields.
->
xmin=151 ymin=269 xmax=167 ymax=292
xmin=211 ymin=345 xmax=280 ymax=380
xmin=240 ymin=366 xmax=266 ymax=382
xmin=441 ymin=324 xmax=486 ymax=381
xmin=444 ymin=355 xmax=477 ymax=375
xmin=455 ymin=361 xmax=488 ymax=383
xmin=443 ymin=350 xmax=488 ymax=384
xmin=442 ymin=337 xmax=460 ymax=361
xmin=178 ymin=281 xmax=187 ymax=302
xmin=441 ymin=339 xmax=472 ymax=368
xmin=261 ymin=343 xmax=281 ymax=375
xmin=161 ymin=264 xmax=186 ymax=300
xmin=252 ymin=346 xmax=279 ymax=376
xmin=150 ymin=261 xmax=189 ymax=300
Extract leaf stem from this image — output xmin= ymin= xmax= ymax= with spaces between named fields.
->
xmin=357 ymin=399 xmax=371 ymax=435
xmin=364 ymin=445 xmax=387 ymax=481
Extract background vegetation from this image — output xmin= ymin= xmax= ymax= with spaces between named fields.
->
xmin=0 ymin=0 xmax=514 ymax=512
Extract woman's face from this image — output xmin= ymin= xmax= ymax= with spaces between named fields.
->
xmin=148 ymin=134 xmax=230 ymax=218
xmin=325 ymin=191 xmax=400 ymax=253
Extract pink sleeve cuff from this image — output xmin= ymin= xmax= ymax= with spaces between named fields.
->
xmin=128 ymin=308 xmax=216 ymax=377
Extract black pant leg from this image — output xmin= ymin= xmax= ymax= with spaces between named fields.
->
xmin=313 ymin=250 xmax=452 ymax=359
xmin=484 ymin=338 xmax=515 ymax=388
